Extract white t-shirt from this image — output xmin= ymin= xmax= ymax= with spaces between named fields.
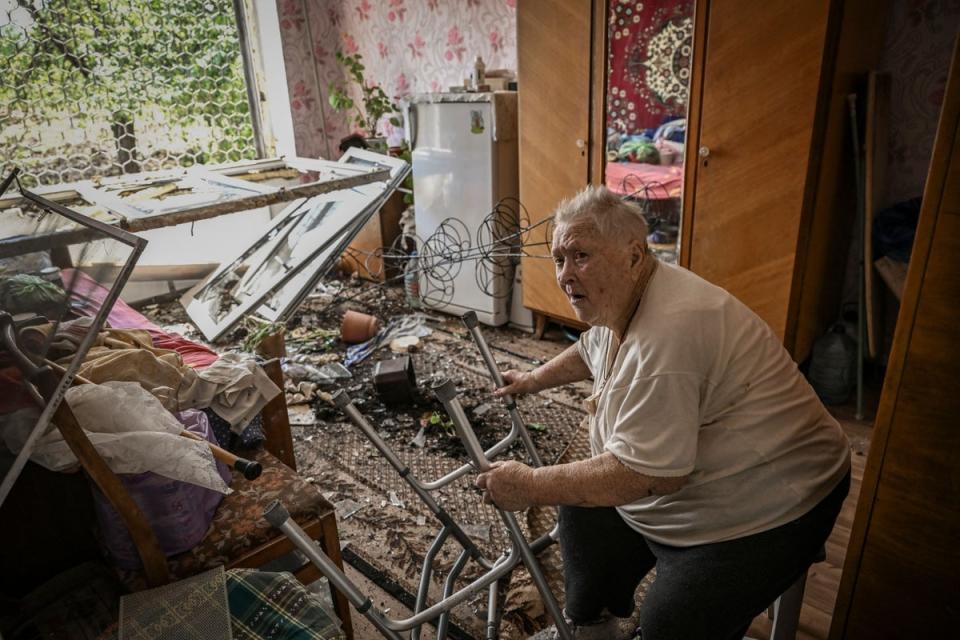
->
xmin=576 ymin=261 xmax=850 ymax=546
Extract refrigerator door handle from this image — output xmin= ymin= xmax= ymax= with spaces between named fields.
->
xmin=405 ymin=102 xmax=418 ymax=149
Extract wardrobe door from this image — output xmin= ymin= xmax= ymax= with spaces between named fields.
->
xmin=681 ymin=0 xmax=834 ymax=340
xmin=518 ymin=0 xmax=593 ymax=324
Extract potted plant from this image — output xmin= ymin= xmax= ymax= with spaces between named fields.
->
xmin=328 ymin=51 xmax=401 ymax=152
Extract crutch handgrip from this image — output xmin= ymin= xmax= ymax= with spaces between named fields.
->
xmin=180 ymin=430 xmax=262 ymax=480
xmin=462 ymin=310 xmax=480 ymax=329
xmin=232 ymin=458 xmax=263 ymax=481
xmin=431 ymin=379 xmax=459 ymax=403
xmin=331 ymin=388 xmax=352 ymax=409
xmin=263 ymin=499 xmax=291 ymax=527
xmin=432 ymin=379 xmax=492 ymax=472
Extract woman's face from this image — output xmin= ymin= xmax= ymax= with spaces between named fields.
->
xmin=552 ymin=220 xmax=641 ymax=327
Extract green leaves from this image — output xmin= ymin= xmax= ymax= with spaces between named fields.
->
xmin=327 ymin=51 xmax=400 ymax=137
xmin=1 ymin=0 xmax=257 ymax=184
xmin=426 ymin=411 xmax=455 ymax=434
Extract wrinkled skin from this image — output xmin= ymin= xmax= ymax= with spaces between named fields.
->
xmin=551 ymin=220 xmax=647 ymax=332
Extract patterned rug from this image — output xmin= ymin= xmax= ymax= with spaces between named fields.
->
xmin=293 ymin=330 xmax=592 ymax=638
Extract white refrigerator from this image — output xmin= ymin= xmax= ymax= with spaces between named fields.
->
xmin=406 ymin=92 xmax=529 ymax=328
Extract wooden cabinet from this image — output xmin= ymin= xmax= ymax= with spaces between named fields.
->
xmin=829 ymin=37 xmax=960 ymax=639
xmin=682 ymin=0 xmax=889 ymax=358
xmin=518 ymin=0 xmax=888 ymax=361
xmin=682 ymin=0 xmax=836 ymax=342
xmin=517 ymin=0 xmax=596 ymax=329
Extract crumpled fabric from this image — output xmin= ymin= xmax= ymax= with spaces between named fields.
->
xmin=2 ymin=381 xmax=230 ymax=494
xmin=17 ymin=316 xmax=99 ymax=360
xmin=37 ymin=327 xmax=280 ymax=433
xmin=92 ymin=409 xmax=232 ymax=569
xmin=59 ymin=268 xmax=219 ymax=368
xmin=73 ymin=345 xmax=186 ymax=408
xmin=22 ymin=325 xmax=164 ymax=361
xmin=181 ymin=352 xmax=280 ymax=433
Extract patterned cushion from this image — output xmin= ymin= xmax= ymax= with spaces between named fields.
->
xmin=118 ymin=449 xmax=333 ymax=591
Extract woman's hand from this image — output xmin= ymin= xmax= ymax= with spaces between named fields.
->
xmin=493 ymin=370 xmax=539 ymax=398
xmin=475 ymin=461 xmax=537 ymax=511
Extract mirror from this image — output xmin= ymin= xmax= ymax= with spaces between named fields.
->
xmin=604 ymin=0 xmax=695 ymax=263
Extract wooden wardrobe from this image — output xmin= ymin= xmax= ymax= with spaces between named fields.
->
xmin=518 ymin=0 xmax=889 ymax=361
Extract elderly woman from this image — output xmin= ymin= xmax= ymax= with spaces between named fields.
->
xmin=476 ymin=186 xmax=850 ymax=640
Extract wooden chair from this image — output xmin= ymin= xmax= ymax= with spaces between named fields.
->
xmin=37 ymin=331 xmax=353 ymax=638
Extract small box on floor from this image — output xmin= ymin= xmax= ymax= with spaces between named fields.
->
xmin=373 ymin=356 xmax=417 ymax=405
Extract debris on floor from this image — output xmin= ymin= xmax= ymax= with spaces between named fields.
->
xmin=141 ymin=273 xmax=593 ymax=638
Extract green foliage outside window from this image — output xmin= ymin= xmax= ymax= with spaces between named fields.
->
xmin=0 ymin=0 xmax=257 ymax=186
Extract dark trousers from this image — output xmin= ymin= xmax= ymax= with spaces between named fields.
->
xmin=557 ymin=473 xmax=850 ymax=640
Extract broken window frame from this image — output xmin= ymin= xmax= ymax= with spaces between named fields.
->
xmin=180 ymin=188 xmax=376 ymax=341
xmin=338 ymin=147 xmax=411 ymax=194
xmin=84 ymin=157 xmax=391 ymax=232
xmin=0 ymin=158 xmax=390 ymax=263
xmin=0 ymin=186 xmax=137 ymax=258
xmin=0 ymin=170 xmax=147 ymax=509
xmin=250 ymin=149 xmax=412 ymax=323
xmin=251 ymin=212 xmax=369 ymax=323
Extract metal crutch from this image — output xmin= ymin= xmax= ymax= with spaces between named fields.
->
xmin=281 ymin=389 xmax=560 ymax=639
xmin=332 ymin=388 xmax=562 ymax=638
xmin=332 ymin=389 xmax=490 ymax=639
xmin=264 ymin=501 xmax=404 ymax=640
xmin=460 ymin=311 xmax=542 ymax=467
xmin=432 ymin=379 xmax=572 ymax=640
xmin=265 ymin=496 xmax=529 ymax=638
xmin=265 ymin=388 xmax=567 ymax=638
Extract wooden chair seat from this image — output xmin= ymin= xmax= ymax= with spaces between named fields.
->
xmin=114 ymin=447 xmax=353 ymax=638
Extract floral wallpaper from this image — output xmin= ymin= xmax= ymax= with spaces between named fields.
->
xmin=879 ymin=0 xmax=960 ymax=206
xmin=276 ymin=0 xmax=517 ymax=159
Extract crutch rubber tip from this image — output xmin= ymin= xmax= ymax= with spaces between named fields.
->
xmin=235 ymin=459 xmax=263 ymax=481
xmin=461 ymin=311 xmax=479 ymax=329
xmin=263 ymin=500 xmax=290 ymax=527
xmin=331 ymin=389 xmax=352 ymax=409
xmin=431 ymin=379 xmax=458 ymax=402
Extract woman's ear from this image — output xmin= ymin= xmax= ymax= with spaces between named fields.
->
xmin=629 ymin=239 xmax=645 ymax=269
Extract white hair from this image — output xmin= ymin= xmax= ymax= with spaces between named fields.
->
xmin=553 ymin=185 xmax=649 ymax=246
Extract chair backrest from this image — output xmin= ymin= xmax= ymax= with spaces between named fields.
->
xmin=255 ymin=331 xmax=296 ymax=471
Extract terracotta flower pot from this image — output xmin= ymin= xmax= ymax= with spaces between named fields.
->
xmin=340 ymin=310 xmax=381 ymax=344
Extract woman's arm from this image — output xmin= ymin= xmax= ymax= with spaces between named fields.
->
xmin=494 ymin=343 xmax=592 ymax=397
xmin=476 ymin=453 xmax=688 ymax=511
